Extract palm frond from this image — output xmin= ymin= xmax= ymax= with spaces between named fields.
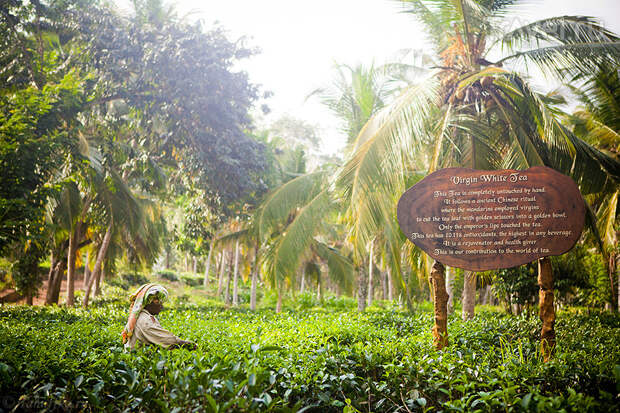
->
xmin=397 ymin=0 xmax=455 ymax=49
xmin=596 ymin=190 xmax=618 ymax=251
xmin=570 ymin=111 xmax=620 ymax=154
xmin=314 ymin=240 xmax=354 ymax=294
xmin=263 ymin=189 xmax=332 ymax=285
xmin=216 ymin=229 xmax=249 ymax=247
xmin=100 ymin=168 xmax=142 ymax=231
xmin=337 ymin=77 xmax=440 ymax=256
xmin=124 ymin=197 xmax=163 ymax=266
xmin=493 ymin=73 xmax=620 ymax=193
xmin=255 ymin=170 xmax=326 ymax=240
xmin=498 ymin=41 xmax=620 ymax=79
xmin=501 ymin=16 xmax=618 ymax=51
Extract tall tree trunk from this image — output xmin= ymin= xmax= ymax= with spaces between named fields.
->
xmin=446 ymin=266 xmax=454 ymax=314
xmin=250 ymin=245 xmax=259 ymax=311
xmin=217 ymin=251 xmax=227 ymax=297
xmin=430 ymin=261 xmax=449 ymax=350
xmin=616 ymin=251 xmax=620 ymax=311
xmin=83 ymin=219 xmax=113 ymax=307
xmin=300 ymin=266 xmax=306 ymax=294
xmin=82 ymin=250 xmax=91 ymax=292
xmin=481 ymin=285 xmax=491 ymax=305
xmin=608 ymin=253 xmax=618 ymax=312
xmin=184 ymin=253 xmax=189 ymax=272
xmin=387 ymin=267 xmax=393 ymax=301
xmin=193 ymin=256 xmax=198 ymax=274
xmin=357 ymin=265 xmax=368 ymax=312
xmin=224 ymin=251 xmax=232 ymax=305
xmin=203 ymin=238 xmax=215 ymax=287
xmin=165 ymin=247 xmax=170 ymax=269
xmin=461 ymin=271 xmax=476 ymax=320
xmin=45 ymin=252 xmax=58 ymax=304
xmin=46 ymin=259 xmax=65 ymax=305
xmin=538 ymin=257 xmax=555 ymax=362
xmin=276 ymin=285 xmax=283 ymax=313
xmin=380 ymin=256 xmax=387 ymax=300
xmin=66 ymin=221 xmax=82 ymax=307
xmin=367 ymin=240 xmax=374 ymax=307
xmin=316 ymin=270 xmax=322 ymax=301
xmin=232 ymin=240 xmax=240 ymax=306
xmin=94 ymin=263 xmax=103 ymax=297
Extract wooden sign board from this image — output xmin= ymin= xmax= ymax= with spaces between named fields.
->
xmin=397 ymin=167 xmax=585 ymax=271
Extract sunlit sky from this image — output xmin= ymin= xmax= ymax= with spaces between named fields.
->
xmin=119 ymin=0 xmax=620 ymax=155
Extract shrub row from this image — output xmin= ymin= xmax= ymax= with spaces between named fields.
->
xmin=0 ymin=304 xmax=618 ymax=412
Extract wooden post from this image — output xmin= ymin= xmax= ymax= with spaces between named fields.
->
xmin=538 ymin=257 xmax=555 ymax=362
xmin=430 ymin=261 xmax=449 ymax=350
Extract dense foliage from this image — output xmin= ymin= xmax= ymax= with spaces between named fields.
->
xmin=0 ymin=299 xmax=618 ymax=412
xmin=0 ymin=0 xmax=271 ymax=300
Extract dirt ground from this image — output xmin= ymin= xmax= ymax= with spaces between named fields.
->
xmin=0 ymin=277 xmax=86 ymax=306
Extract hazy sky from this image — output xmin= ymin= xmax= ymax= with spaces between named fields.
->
xmin=121 ymin=0 xmax=620 ymax=155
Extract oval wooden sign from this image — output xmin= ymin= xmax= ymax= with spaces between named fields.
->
xmin=397 ymin=167 xmax=585 ymax=271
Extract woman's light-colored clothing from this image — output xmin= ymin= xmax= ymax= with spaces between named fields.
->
xmin=121 ymin=283 xmax=169 ymax=346
xmin=125 ymin=309 xmax=179 ymax=350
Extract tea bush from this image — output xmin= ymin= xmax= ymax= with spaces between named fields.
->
xmin=107 ymin=273 xmax=151 ymax=290
xmin=155 ymin=270 xmax=180 ymax=282
xmin=181 ymin=274 xmax=203 ymax=287
xmin=0 ymin=303 xmax=618 ymax=412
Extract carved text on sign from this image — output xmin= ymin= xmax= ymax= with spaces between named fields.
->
xmin=397 ymin=167 xmax=585 ymax=271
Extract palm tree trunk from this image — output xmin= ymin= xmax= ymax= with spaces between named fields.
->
xmin=224 ymin=250 xmax=232 ymax=305
xmin=430 ymin=261 xmax=449 ymax=350
xmin=367 ymin=240 xmax=374 ymax=307
xmin=66 ymin=221 xmax=82 ymax=307
xmin=94 ymin=263 xmax=102 ymax=297
xmin=203 ymin=238 xmax=215 ymax=287
xmin=616 ymin=251 xmax=620 ymax=311
xmin=83 ymin=250 xmax=91 ymax=292
xmin=83 ymin=219 xmax=113 ymax=307
xmin=357 ymin=264 xmax=368 ymax=312
xmin=461 ymin=271 xmax=476 ymax=320
xmin=232 ymin=240 xmax=240 ymax=306
xmin=446 ymin=266 xmax=454 ymax=314
xmin=217 ymin=251 xmax=226 ymax=297
xmin=380 ymin=256 xmax=387 ymax=300
xmin=387 ymin=267 xmax=393 ymax=301
xmin=46 ymin=258 xmax=65 ymax=305
xmin=250 ymin=244 xmax=259 ymax=311
xmin=608 ymin=254 xmax=618 ymax=312
xmin=538 ymin=257 xmax=555 ymax=361
xmin=300 ymin=266 xmax=306 ymax=294
xmin=45 ymin=252 xmax=57 ymax=304
xmin=481 ymin=285 xmax=491 ymax=305
xmin=276 ymin=284 xmax=283 ymax=313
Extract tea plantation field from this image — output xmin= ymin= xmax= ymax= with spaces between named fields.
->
xmin=0 ymin=300 xmax=618 ymax=412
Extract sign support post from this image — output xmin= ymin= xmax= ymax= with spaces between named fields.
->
xmin=538 ymin=257 xmax=555 ymax=361
xmin=430 ymin=261 xmax=449 ymax=350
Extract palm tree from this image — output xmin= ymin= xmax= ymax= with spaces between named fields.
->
xmin=255 ymin=170 xmax=352 ymax=312
xmin=338 ymin=0 xmax=620 ymax=320
xmin=309 ymin=62 xmax=393 ymax=146
xmin=565 ymin=64 xmax=620 ymax=310
xmin=310 ymin=62 xmax=415 ymax=311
